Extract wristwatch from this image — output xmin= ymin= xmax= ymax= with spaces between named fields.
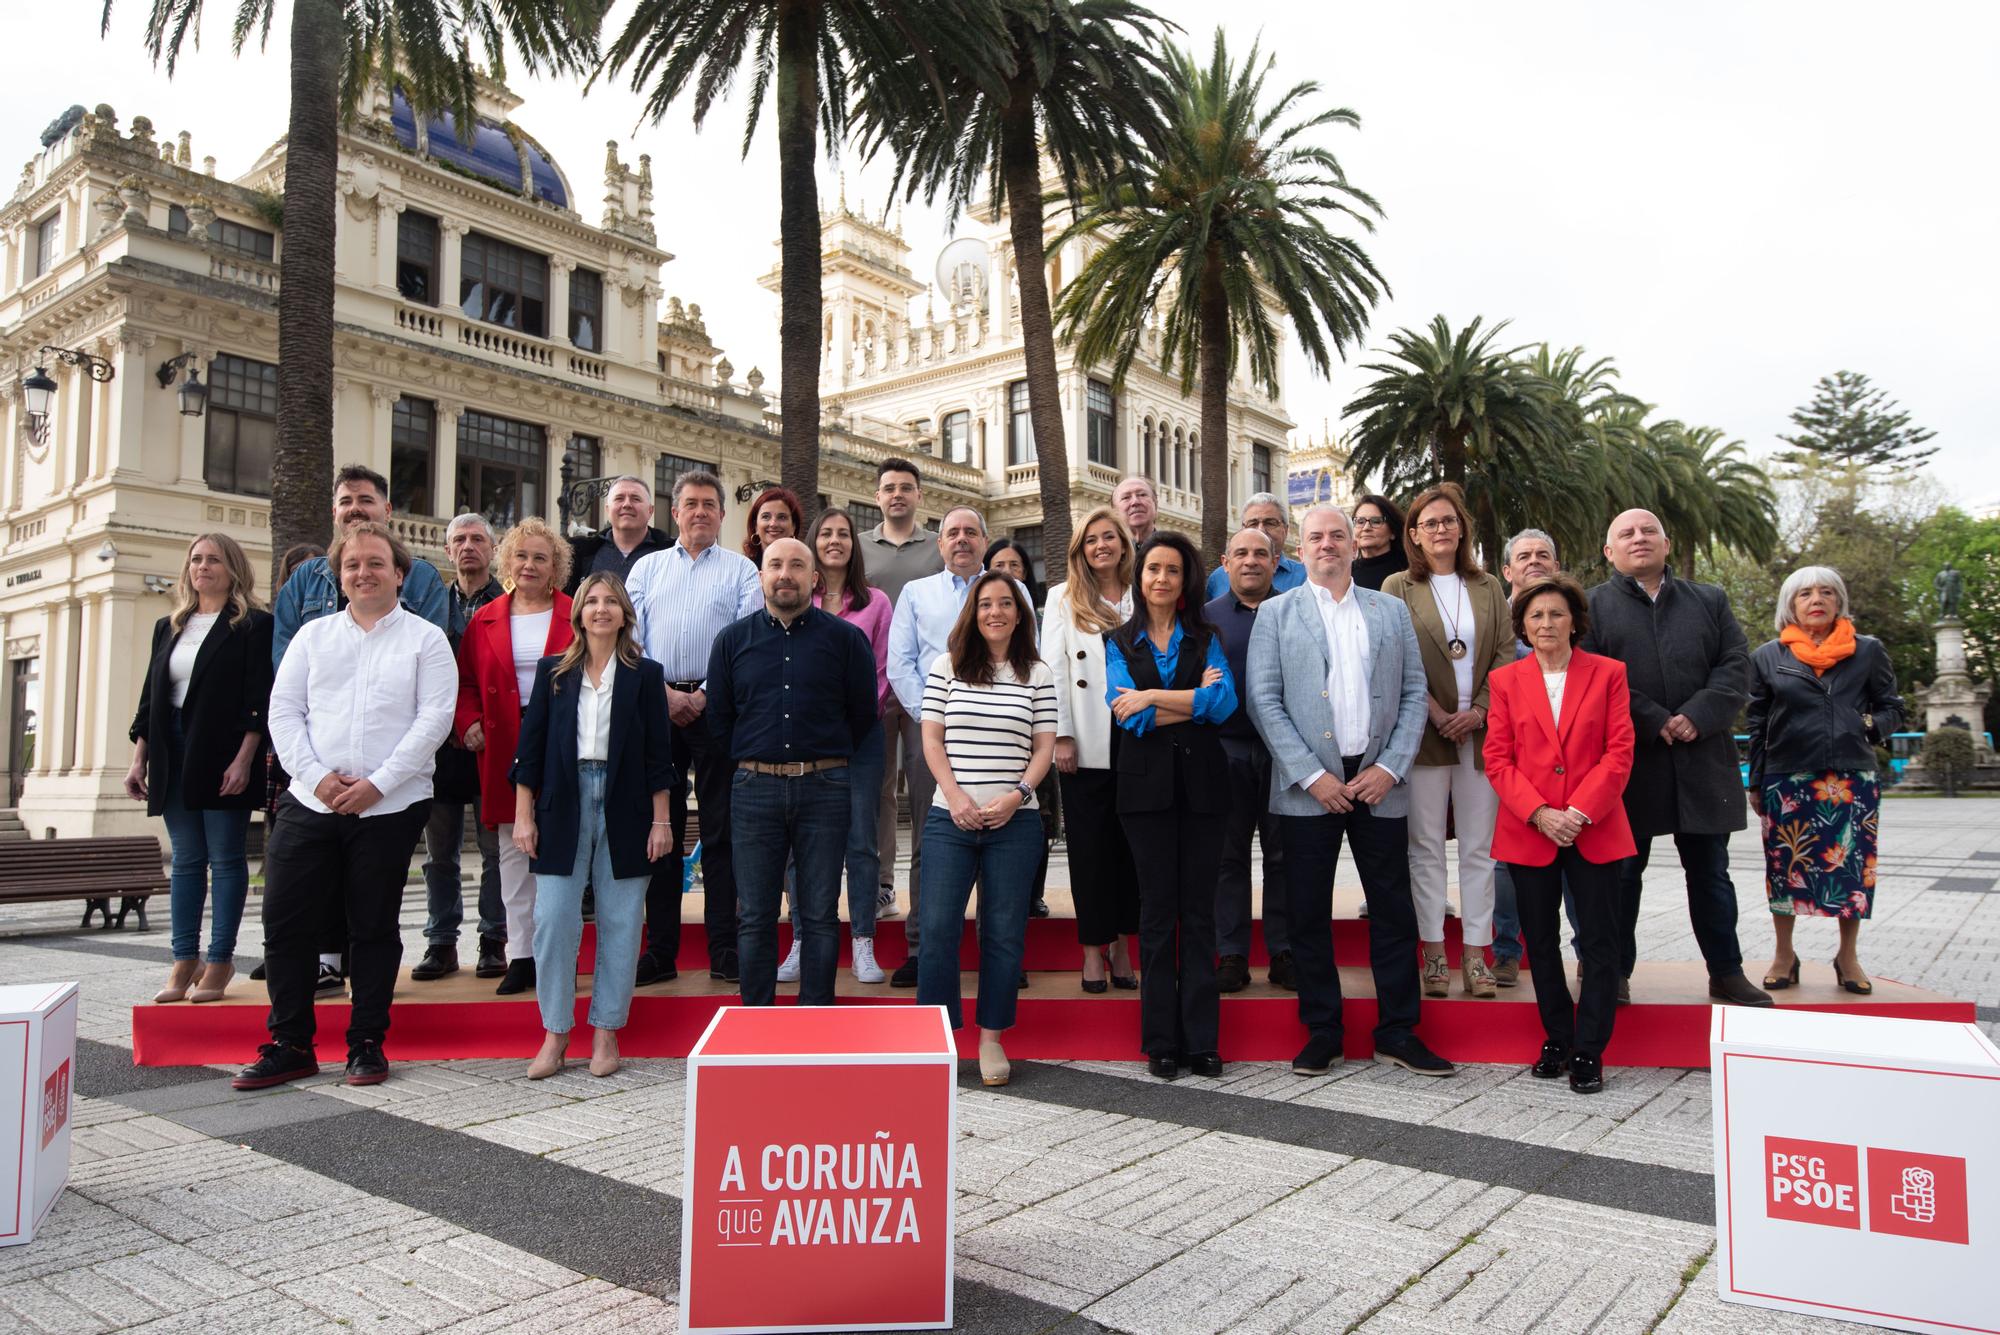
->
xmin=1014 ymin=781 xmax=1035 ymax=802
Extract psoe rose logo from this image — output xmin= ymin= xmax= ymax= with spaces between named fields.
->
xmin=40 ymin=1059 xmax=71 ymax=1151
xmin=1764 ymin=1136 xmax=1861 ymax=1229
xmin=1866 ymin=1147 xmax=1969 ymax=1246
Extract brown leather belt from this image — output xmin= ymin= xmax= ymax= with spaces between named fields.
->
xmin=737 ymin=758 xmax=848 ymax=778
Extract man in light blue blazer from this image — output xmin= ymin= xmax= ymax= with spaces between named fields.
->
xmin=1248 ymin=504 xmax=1456 ymax=1079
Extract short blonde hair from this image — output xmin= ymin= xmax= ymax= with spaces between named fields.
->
xmin=497 ymin=516 xmax=573 ymax=591
xmin=1775 ymin=566 xmax=1850 ymax=632
xmin=326 ymin=521 xmax=412 ymax=582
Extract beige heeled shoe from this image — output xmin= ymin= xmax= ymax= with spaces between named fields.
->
xmin=589 ymin=1029 xmax=621 ymax=1078
xmin=1420 ymin=946 xmax=1450 ymax=999
xmin=187 ymin=960 xmax=236 ymax=1003
xmin=153 ymin=959 xmax=199 ymax=1004
xmin=526 ymin=1033 xmax=568 ymax=1080
xmin=1461 ymin=953 xmax=1496 ymax=999
xmin=978 ymin=1034 xmax=1010 ymax=1087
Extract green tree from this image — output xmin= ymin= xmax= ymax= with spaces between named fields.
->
xmin=1907 ymin=505 xmax=2000 ymax=735
xmin=1056 ymin=30 xmax=1386 ymax=560
xmin=604 ymin=0 xmax=1007 ymax=516
xmin=1649 ymin=422 xmax=1777 ymax=579
xmin=1777 ymin=370 xmax=1937 ymax=472
xmin=104 ymin=0 xmax=603 ymax=574
xmin=855 ymin=0 xmax=1173 ymax=561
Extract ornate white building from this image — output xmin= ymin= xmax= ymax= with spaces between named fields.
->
xmin=772 ymin=188 xmax=1297 ymax=580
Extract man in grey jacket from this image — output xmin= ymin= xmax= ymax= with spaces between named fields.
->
xmin=1582 ymin=509 xmax=1772 ymax=1007
xmin=1249 ymin=506 xmax=1456 ymax=1078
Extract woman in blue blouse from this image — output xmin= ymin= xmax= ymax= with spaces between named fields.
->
xmin=1106 ymin=531 xmax=1238 ymax=1080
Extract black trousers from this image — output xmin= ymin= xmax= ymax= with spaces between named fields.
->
xmin=1215 ymin=736 xmax=1287 ymax=959
xmin=1281 ymin=757 xmax=1421 ymax=1047
xmin=1121 ymin=807 xmax=1224 ymax=1058
xmin=646 ymin=717 xmax=737 ymax=964
xmin=1617 ymin=832 xmax=1743 ymax=979
xmin=261 ymin=793 xmax=430 ymax=1052
xmin=1060 ymin=766 xmax=1139 ymax=946
xmin=1512 ymin=847 xmax=1619 ymax=1058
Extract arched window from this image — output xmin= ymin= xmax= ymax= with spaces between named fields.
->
xmin=1142 ymin=418 xmax=1154 ymax=479
xmin=1189 ymin=432 xmax=1200 ymax=495
xmin=1173 ymin=427 xmax=1185 ymax=489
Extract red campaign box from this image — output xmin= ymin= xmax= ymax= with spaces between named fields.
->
xmin=679 ymin=1005 xmax=957 ymax=1334
xmin=1 ymin=981 xmax=79 ymax=1249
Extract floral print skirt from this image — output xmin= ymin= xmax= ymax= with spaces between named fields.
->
xmin=1761 ymin=770 xmax=1879 ymax=919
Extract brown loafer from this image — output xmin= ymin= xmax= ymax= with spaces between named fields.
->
xmin=1491 ymin=958 xmax=1520 ymax=988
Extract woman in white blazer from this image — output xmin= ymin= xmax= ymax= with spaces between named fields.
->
xmin=1043 ymin=507 xmax=1140 ymax=992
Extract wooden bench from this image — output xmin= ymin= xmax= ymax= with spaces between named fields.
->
xmin=0 ymin=836 xmax=168 ymax=930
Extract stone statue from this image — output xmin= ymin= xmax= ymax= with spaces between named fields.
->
xmin=1935 ymin=562 xmax=1964 ymax=620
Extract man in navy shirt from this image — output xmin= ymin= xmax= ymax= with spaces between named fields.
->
xmin=1206 ymin=528 xmax=1293 ymax=993
xmin=708 ymin=538 xmax=878 ymax=1007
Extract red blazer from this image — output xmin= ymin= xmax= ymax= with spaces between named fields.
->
xmin=1483 ymin=649 xmax=1637 ymax=866
xmin=456 ymin=591 xmax=574 ymax=826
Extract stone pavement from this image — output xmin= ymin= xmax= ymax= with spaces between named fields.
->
xmin=3 ymin=797 xmax=1996 ymax=1333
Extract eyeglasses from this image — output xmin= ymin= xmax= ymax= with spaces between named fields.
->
xmin=1352 ymin=516 xmax=1388 ymax=528
xmin=1249 ymin=518 xmax=1287 ymax=532
xmin=1416 ymin=517 xmax=1461 ymax=534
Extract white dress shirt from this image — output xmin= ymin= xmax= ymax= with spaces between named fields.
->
xmin=887 ymin=567 xmax=1037 ymax=718
xmin=625 ymin=541 xmax=761 ymax=681
xmin=577 ymin=657 xmax=617 ymax=762
xmin=1300 ymin=578 xmax=1395 ymax=791
xmin=269 ymin=604 xmax=457 ymax=816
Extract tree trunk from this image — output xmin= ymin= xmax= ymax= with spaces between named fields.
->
xmin=1196 ymin=252 xmax=1231 ymax=569
xmin=1000 ymin=95 xmax=1072 ymax=569
xmin=775 ymin=0 xmax=822 ymax=520
xmin=268 ymin=0 xmax=343 ymax=583
xmin=1437 ymin=424 xmax=1469 ymax=488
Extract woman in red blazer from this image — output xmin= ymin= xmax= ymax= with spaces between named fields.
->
xmin=457 ymin=517 xmax=574 ymax=995
xmin=1483 ymin=575 xmax=1636 ymax=1094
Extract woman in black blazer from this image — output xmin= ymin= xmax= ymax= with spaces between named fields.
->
xmin=124 ymin=533 xmax=272 ymax=1005
xmin=510 ymin=573 xmax=680 ymax=1079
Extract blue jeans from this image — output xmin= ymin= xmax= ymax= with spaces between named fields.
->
xmin=160 ymin=710 xmax=250 ymax=962
xmin=734 ymin=766 xmax=852 ymax=1006
xmin=916 ymin=806 xmax=1041 ymax=1031
xmin=423 ymin=802 xmax=505 ymax=945
xmin=786 ymin=720 xmax=883 ymax=938
xmin=532 ymin=762 xmax=648 ymax=1033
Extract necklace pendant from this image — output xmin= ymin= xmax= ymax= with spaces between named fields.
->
xmin=1447 ymin=638 xmax=1468 ymax=660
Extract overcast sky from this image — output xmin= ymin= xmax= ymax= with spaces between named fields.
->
xmin=21 ymin=1 xmax=1993 ymax=503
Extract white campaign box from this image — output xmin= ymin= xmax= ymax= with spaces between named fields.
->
xmin=0 ymin=981 xmax=79 ymax=1248
xmin=1712 ymin=1006 xmax=2000 ymax=1333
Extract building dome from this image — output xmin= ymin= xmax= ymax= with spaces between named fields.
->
xmin=389 ymin=90 xmax=568 ymax=208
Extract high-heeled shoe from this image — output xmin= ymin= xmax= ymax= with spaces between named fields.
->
xmin=153 ymin=959 xmax=199 ymax=1004
xmin=1832 ymin=958 xmax=1873 ymax=995
xmin=590 ymin=1030 xmax=621 ymax=1078
xmin=526 ymin=1035 xmax=567 ymax=1080
xmin=1762 ymin=957 xmax=1800 ymax=990
xmin=187 ymin=960 xmax=236 ymax=1003
xmin=978 ymin=1036 xmax=1010 ymax=1087
xmin=1080 ymin=951 xmax=1108 ymax=994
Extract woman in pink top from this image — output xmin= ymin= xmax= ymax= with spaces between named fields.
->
xmin=776 ymin=507 xmax=893 ymax=982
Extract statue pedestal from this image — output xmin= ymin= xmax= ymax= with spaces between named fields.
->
xmin=1899 ymin=619 xmax=1999 ymax=789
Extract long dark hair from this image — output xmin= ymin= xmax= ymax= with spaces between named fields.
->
xmin=982 ymin=536 xmax=1044 ymax=610
xmin=1115 ymin=531 xmax=1213 ymax=662
xmin=947 ymin=571 xmax=1041 ymax=687
xmin=808 ymin=507 xmax=873 ymax=612
xmin=742 ymin=485 xmax=806 ymax=566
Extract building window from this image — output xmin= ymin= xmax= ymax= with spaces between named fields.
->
xmin=569 ymin=267 xmax=603 ymax=351
xmin=1189 ymin=431 xmax=1200 ymax=495
xmin=940 ymin=410 xmax=971 ymax=465
xmin=30 ymin=212 xmax=59 ymax=279
xmin=1086 ymin=380 xmax=1116 ymax=467
xmin=456 ymin=411 xmax=545 ymax=529
xmin=460 ymin=231 xmax=549 ymax=337
xmin=390 ymin=397 xmax=437 ymax=517
xmin=562 ymin=434 xmax=603 ymax=526
xmin=1142 ymin=419 xmax=1154 ymax=480
xmin=167 ymin=205 xmax=276 ymax=260
xmin=202 ymin=354 xmax=278 ymax=497
xmin=397 ymin=210 xmax=439 ymax=305
xmin=848 ymin=500 xmax=884 ymax=533
xmin=1172 ymin=427 xmax=1184 ymax=489
xmin=1011 ymin=525 xmax=1046 ymax=585
xmin=655 ymin=452 xmax=712 ymax=541
xmin=1007 ymin=380 xmax=1034 ymax=466
xmin=1252 ymin=443 xmax=1272 ymax=497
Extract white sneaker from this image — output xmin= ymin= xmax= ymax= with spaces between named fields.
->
xmin=874 ymin=885 xmax=900 ymax=919
xmin=851 ymin=936 xmax=885 ymax=983
xmin=776 ymin=939 xmax=802 ymax=983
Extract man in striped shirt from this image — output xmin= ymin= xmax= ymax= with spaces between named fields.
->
xmin=626 ymin=471 xmax=762 ymax=984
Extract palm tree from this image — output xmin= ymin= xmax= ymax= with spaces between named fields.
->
xmin=603 ymin=1 xmax=1007 ymax=516
xmin=103 ymin=0 xmax=603 ymax=573
xmin=1343 ymin=315 xmax=1567 ymax=563
xmin=854 ymin=0 xmax=1173 ymax=561
xmin=1649 ymin=421 xmax=1777 ymax=577
xmin=1055 ymin=30 xmax=1386 ymax=561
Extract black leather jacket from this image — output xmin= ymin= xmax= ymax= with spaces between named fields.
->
xmin=1744 ymin=634 xmax=1904 ymax=787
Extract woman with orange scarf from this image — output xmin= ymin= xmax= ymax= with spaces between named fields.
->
xmin=1745 ymin=566 xmax=1904 ymax=994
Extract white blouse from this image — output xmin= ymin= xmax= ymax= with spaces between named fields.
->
xmin=169 ymin=612 xmax=220 ymax=707
xmin=511 ymin=608 xmax=553 ymax=701
xmin=1543 ymin=669 xmax=1568 ymax=726
xmin=576 ymin=657 xmax=616 ymax=762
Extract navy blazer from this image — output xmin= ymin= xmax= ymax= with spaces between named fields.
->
xmin=509 ymin=653 xmax=681 ymax=881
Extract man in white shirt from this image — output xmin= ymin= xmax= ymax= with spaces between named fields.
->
xmin=234 ymin=523 xmax=456 ymax=1093
xmin=624 ymin=471 xmax=762 ymax=985
xmin=1247 ymin=506 xmax=1455 ymax=1079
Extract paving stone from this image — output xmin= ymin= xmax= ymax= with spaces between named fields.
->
xmin=430 ymin=1278 xmax=679 ymax=1333
xmin=546 ymin=1127 xmax=684 ymax=1194
xmin=71 ymin=1113 xmax=211 ymax=1164
xmin=958 ymin=1206 xmax=1184 ymax=1306
xmin=0 ymin=1196 xmax=168 ymax=1284
xmin=40 ymin=1242 xmax=263 ymax=1327
xmin=120 ymin=1289 xmax=347 ymax=1335
xmin=186 ymin=1200 xmax=462 ymax=1283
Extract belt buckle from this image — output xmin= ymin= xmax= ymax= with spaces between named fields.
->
xmin=782 ymin=761 xmax=807 ymax=778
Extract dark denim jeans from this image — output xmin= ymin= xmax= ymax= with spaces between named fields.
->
xmin=1619 ymin=832 xmax=1744 ymax=979
xmin=786 ymin=719 xmax=883 ymax=938
xmin=160 ymin=710 xmax=250 ymax=963
xmin=422 ymin=801 xmax=504 ymax=945
xmin=733 ymin=766 xmax=851 ymax=1006
xmin=916 ymin=806 xmax=1041 ymax=1031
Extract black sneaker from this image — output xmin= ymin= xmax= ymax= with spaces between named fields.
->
xmin=1568 ymin=1052 xmax=1604 ymax=1094
xmin=495 ymin=958 xmax=536 ymax=995
xmin=1291 ymin=1032 xmax=1344 ymax=1076
xmin=1029 ymin=897 xmax=1051 ymax=919
xmin=890 ymin=957 xmax=920 ymax=988
xmin=345 ymin=1039 xmax=390 ymax=1087
xmin=1530 ymin=1040 xmax=1570 ymax=1079
xmin=634 ymin=951 xmax=677 ymax=987
xmin=709 ymin=948 xmax=740 ymax=982
xmin=231 ymin=1042 xmax=318 ymax=1091
xmin=410 ymin=944 xmax=458 ymax=981
xmin=313 ymin=962 xmax=346 ymax=995
xmin=1708 ymin=972 xmax=1773 ymax=1008
xmin=1267 ymin=951 xmax=1298 ymax=992
xmin=1216 ymin=955 xmax=1250 ymax=994
xmin=248 ymin=961 xmax=267 ymax=981
xmin=474 ymin=937 xmax=508 ymax=979
xmin=1374 ymin=1036 xmax=1457 ymax=1078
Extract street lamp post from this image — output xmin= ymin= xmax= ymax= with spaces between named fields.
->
xmin=155 ymin=351 xmax=208 ymax=419
xmin=19 ymin=345 xmax=116 ymax=445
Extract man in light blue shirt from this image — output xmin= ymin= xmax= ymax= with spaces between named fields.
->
xmin=625 ymin=471 xmax=762 ymax=985
xmin=1203 ymin=492 xmax=1305 ymax=601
